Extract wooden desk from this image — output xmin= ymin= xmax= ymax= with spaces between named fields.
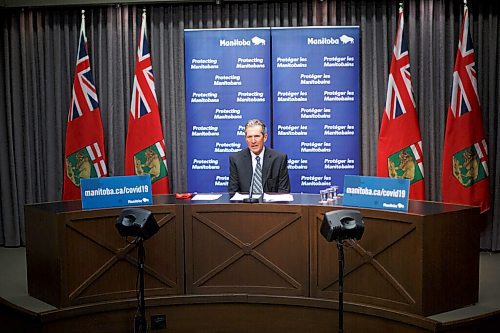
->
xmin=25 ymin=194 xmax=480 ymax=316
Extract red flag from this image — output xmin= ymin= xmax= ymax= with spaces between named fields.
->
xmin=377 ymin=6 xmax=425 ymax=200
xmin=442 ymin=7 xmax=490 ymax=213
xmin=125 ymin=12 xmax=170 ymax=194
xmin=63 ymin=14 xmax=107 ymax=200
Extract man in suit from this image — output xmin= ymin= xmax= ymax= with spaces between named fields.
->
xmin=228 ymin=119 xmax=290 ymax=193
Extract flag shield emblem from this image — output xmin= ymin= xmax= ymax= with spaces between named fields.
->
xmin=387 ymin=146 xmax=423 ymax=184
xmin=452 ymin=146 xmax=487 ymax=187
xmin=66 ymin=148 xmax=99 ymax=187
xmin=134 ymin=143 xmax=168 ymax=183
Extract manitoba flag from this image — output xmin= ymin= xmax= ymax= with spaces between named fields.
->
xmin=377 ymin=6 xmax=425 ymax=200
xmin=125 ymin=11 xmax=170 ymax=194
xmin=442 ymin=6 xmax=490 ymax=213
xmin=63 ymin=13 xmax=107 ymax=200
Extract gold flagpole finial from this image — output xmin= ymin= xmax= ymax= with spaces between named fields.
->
xmin=81 ymin=9 xmax=85 ymax=18
xmin=398 ymin=1 xmax=404 ymax=12
xmin=464 ymin=0 xmax=467 ymax=8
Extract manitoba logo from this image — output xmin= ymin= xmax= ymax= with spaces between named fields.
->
xmin=134 ymin=141 xmax=168 ymax=183
xmin=452 ymin=142 xmax=489 ymax=187
xmin=339 ymin=34 xmax=354 ymax=44
xmin=387 ymin=144 xmax=424 ymax=184
xmin=251 ymin=36 xmax=266 ymax=46
xmin=66 ymin=143 xmax=107 ymax=187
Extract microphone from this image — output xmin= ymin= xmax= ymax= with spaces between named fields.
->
xmin=243 ymin=170 xmax=259 ymax=203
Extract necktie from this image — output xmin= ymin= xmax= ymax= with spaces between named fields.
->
xmin=253 ymin=156 xmax=263 ymax=194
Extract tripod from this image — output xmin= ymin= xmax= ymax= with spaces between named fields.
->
xmin=115 ymin=208 xmax=159 ymax=333
xmin=134 ymin=238 xmax=147 ymax=333
xmin=320 ymin=209 xmax=364 ymax=333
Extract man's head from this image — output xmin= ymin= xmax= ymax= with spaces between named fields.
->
xmin=244 ymin=119 xmax=268 ymax=155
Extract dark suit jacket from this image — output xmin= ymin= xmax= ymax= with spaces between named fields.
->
xmin=228 ymin=147 xmax=290 ymax=193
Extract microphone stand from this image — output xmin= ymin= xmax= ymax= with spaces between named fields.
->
xmin=134 ymin=238 xmax=147 ymax=333
xmin=337 ymin=241 xmax=345 ymax=333
xmin=243 ymin=169 xmax=259 ymax=203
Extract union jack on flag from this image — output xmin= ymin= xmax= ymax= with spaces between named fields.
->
xmin=449 ymin=8 xmax=479 ymax=118
xmin=384 ymin=8 xmax=416 ymax=121
xmin=130 ymin=17 xmax=158 ymax=120
xmin=68 ymin=22 xmax=99 ymax=122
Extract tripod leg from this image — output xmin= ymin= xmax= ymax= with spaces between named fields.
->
xmin=135 ymin=239 xmax=147 ymax=333
xmin=337 ymin=241 xmax=345 ymax=333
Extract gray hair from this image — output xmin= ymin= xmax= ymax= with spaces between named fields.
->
xmin=245 ymin=119 xmax=267 ymax=135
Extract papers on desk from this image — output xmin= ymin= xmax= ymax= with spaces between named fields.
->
xmin=191 ymin=194 xmax=222 ymax=201
xmin=230 ymin=192 xmax=250 ymax=201
xmin=229 ymin=192 xmax=294 ymax=202
xmin=263 ymin=193 xmax=294 ymax=202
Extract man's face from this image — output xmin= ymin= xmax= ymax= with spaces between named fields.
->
xmin=245 ymin=125 xmax=267 ymax=155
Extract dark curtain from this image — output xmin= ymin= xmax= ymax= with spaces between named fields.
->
xmin=0 ymin=0 xmax=499 ymax=249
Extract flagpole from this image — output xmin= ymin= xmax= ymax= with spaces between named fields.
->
xmin=81 ymin=9 xmax=85 ymax=33
xmin=142 ymin=7 xmax=147 ymax=36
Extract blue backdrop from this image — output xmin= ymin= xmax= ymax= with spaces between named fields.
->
xmin=184 ymin=27 xmax=359 ymax=193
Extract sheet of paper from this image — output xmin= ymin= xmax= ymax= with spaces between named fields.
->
xmin=263 ymin=193 xmax=294 ymax=202
xmin=230 ymin=192 xmax=249 ymax=201
xmin=191 ymin=194 xmax=222 ymax=201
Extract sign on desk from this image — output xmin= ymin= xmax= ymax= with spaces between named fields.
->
xmin=81 ymin=175 xmax=153 ymax=210
xmin=342 ymin=175 xmax=410 ymax=212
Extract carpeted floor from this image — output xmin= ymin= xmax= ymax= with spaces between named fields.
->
xmin=430 ymin=250 xmax=500 ymax=323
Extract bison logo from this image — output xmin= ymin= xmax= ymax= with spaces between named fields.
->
xmin=339 ymin=34 xmax=354 ymax=44
xmin=251 ymin=36 xmax=266 ymax=46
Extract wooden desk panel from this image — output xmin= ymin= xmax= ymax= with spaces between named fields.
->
xmin=184 ymin=204 xmax=309 ymax=296
xmin=25 ymin=203 xmax=184 ymax=307
xmin=309 ymin=202 xmax=480 ymax=316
